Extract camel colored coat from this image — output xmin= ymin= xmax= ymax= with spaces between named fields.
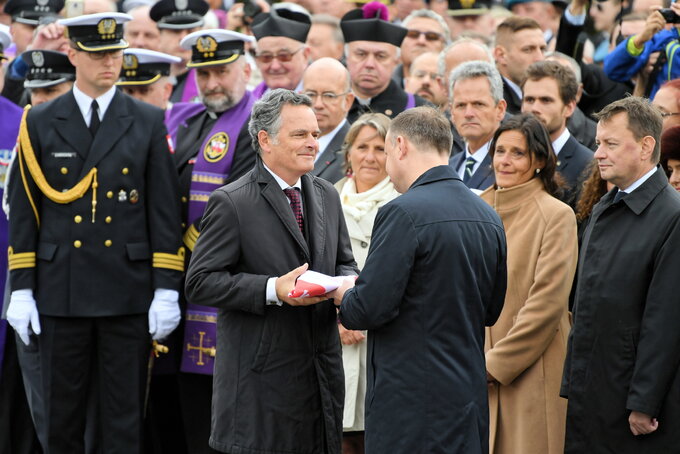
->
xmin=481 ymin=178 xmax=578 ymax=454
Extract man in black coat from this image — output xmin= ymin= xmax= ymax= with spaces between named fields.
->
xmin=562 ymin=97 xmax=680 ymax=453
xmin=331 ymin=107 xmax=507 ymax=453
xmin=521 ymin=61 xmax=593 ymax=205
xmin=185 ymin=89 xmax=357 ymax=454
xmin=5 ymin=13 xmax=184 ymax=454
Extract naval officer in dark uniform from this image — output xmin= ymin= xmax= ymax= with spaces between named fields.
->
xmin=341 ymin=2 xmax=429 ymax=124
xmin=5 ymin=12 xmax=184 ymax=454
xmin=164 ymin=28 xmax=257 ymax=454
xmin=150 ymin=0 xmax=209 ymax=104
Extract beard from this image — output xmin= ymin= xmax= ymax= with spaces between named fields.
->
xmin=200 ymin=87 xmax=236 ymax=113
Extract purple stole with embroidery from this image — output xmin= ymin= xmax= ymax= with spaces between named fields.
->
xmin=252 ymin=81 xmax=268 ymax=100
xmin=180 ymin=91 xmax=254 ymax=375
xmin=180 ymin=68 xmax=199 ymax=103
xmin=0 ymin=96 xmax=21 ymax=377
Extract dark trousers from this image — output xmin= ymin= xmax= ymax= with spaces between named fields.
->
xmin=39 ymin=314 xmax=150 ymax=454
xmin=177 ymin=372 xmax=220 ymax=454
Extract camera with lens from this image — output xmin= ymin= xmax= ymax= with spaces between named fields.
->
xmin=660 ymin=7 xmax=680 ymax=23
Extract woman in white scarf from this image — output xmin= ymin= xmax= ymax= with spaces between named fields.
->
xmin=334 ymin=113 xmax=399 ymax=454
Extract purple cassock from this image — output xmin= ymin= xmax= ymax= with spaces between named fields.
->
xmin=167 ymin=91 xmax=255 ymax=374
xmin=0 ymin=96 xmax=22 ymax=377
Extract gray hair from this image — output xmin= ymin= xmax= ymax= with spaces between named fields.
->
xmin=449 ymin=60 xmax=503 ymax=104
xmin=545 ymin=51 xmax=582 ymax=84
xmin=311 ymin=14 xmax=344 ymax=44
xmin=402 ymin=9 xmax=450 ymax=44
xmin=248 ymin=89 xmax=312 ymax=154
xmin=437 ymin=38 xmax=493 ymax=77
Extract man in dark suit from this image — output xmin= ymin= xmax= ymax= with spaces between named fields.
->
xmin=522 ymin=60 xmax=593 ymax=205
xmin=301 ymin=57 xmax=354 ymax=184
xmin=448 ymin=61 xmax=506 ymax=191
xmin=562 ymin=97 xmax=680 ymax=453
xmin=494 ymin=16 xmax=546 ymax=115
xmin=5 ymin=12 xmax=184 ymax=454
xmin=330 ymin=106 xmax=507 ymax=453
xmin=185 ymin=89 xmax=357 ymax=454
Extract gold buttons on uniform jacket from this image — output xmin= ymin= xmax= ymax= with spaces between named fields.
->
xmin=107 ymin=191 xmax=113 ymax=199
xmin=74 ymin=240 xmax=82 ymax=248
xmin=74 ymin=215 xmax=82 ymax=223
xmin=61 ymin=167 xmax=68 ymax=175
xmin=122 ymin=167 xmax=129 ymax=175
xmin=105 ymin=216 xmax=112 ymax=224
xmin=181 ymin=196 xmax=187 ymax=203
xmin=104 ymin=240 xmax=112 ymax=247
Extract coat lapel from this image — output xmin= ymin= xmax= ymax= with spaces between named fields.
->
xmin=78 ymin=91 xmax=134 ymax=180
xmin=257 ymin=162 xmax=311 ymax=261
xmin=468 ymin=153 xmax=493 ymax=189
xmin=313 ymin=122 xmax=348 ymax=177
xmin=301 ymin=174 xmax=325 ymax=268
xmin=52 ymin=92 xmax=92 ymax=160
xmin=557 ymin=137 xmax=575 ymax=173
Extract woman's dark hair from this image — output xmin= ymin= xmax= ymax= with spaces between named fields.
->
xmin=488 ymin=113 xmax=564 ymax=198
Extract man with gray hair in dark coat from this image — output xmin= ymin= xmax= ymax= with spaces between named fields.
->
xmin=185 ymin=89 xmax=357 ymax=454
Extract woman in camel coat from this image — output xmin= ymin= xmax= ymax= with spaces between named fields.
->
xmin=480 ymin=114 xmax=578 ymax=454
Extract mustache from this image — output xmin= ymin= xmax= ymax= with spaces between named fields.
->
xmin=202 ymin=87 xmax=228 ymax=96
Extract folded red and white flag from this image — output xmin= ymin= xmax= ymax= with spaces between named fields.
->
xmin=288 ymin=271 xmax=354 ymax=298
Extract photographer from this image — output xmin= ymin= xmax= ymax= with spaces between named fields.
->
xmin=604 ymin=1 xmax=680 ymax=98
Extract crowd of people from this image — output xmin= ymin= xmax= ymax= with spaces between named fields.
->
xmin=0 ymin=0 xmax=679 ymax=452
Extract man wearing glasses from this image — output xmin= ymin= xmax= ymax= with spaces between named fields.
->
xmin=395 ymin=9 xmax=449 ymax=88
xmin=301 ymin=57 xmax=354 ymax=183
xmin=250 ymin=6 xmax=312 ymax=99
xmin=341 ymin=2 xmax=430 ymax=123
xmin=652 ymin=79 xmax=680 ymax=132
xmin=5 ymin=12 xmax=184 ymax=453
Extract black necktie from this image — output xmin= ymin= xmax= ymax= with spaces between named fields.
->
xmin=89 ymin=100 xmax=100 ymax=137
xmin=613 ymin=190 xmax=627 ymax=204
xmin=462 ymin=157 xmax=476 ymax=184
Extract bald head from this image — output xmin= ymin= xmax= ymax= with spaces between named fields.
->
xmin=302 ymin=57 xmax=354 ymax=135
xmin=439 ymin=40 xmax=492 ymax=85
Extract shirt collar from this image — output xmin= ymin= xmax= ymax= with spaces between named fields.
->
xmin=619 ymin=166 xmax=657 ymax=194
xmin=465 ymin=140 xmax=490 ymax=163
xmin=72 ymin=83 xmax=116 ymax=123
xmin=262 ymin=161 xmax=302 ymax=191
xmin=552 ymin=128 xmax=571 ymax=156
xmin=317 ymin=119 xmax=347 ymax=161
xmin=503 ymin=76 xmax=522 ymax=101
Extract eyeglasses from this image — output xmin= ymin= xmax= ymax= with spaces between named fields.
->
xmin=412 ymin=71 xmax=441 ymax=80
xmin=660 ymin=111 xmax=680 ymax=118
xmin=302 ymin=91 xmax=350 ymax=103
xmin=85 ymin=50 xmax=124 ymax=60
xmin=250 ymin=47 xmax=304 ymax=64
xmin=405 ymin=29 xmax=445 ymax=42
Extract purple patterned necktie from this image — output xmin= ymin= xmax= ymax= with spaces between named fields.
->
xmin=283 ymin=188 xmax=304 ymax=233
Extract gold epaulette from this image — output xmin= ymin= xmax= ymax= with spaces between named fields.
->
xmin=153 ymin=247 xmax=185 ymax=272
xmin=182 ymin=224 xmax=200 ymax=252
xmin=8 ymin=246 xmax=36 ymax=270
xmin=17 ymin=105 xmax=99 ymax=226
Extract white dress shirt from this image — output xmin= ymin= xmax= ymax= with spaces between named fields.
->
xmin=620 ymin=166 xmax=657 ymax=194
xmin=72 ymin=83 xmax=116 ymax=126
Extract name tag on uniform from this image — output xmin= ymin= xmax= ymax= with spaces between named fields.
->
xmin=51 ymin=152 xmax=77 ymax=158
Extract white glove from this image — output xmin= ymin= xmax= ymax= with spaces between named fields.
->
xmin=148 ymin=289 xmax=180 ymax=341
xmin=7 ymin=289 xmax=41 ymax=346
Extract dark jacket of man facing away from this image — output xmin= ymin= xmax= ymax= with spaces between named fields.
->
xmin=340 ymin=163 xmax=507 ymax=453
